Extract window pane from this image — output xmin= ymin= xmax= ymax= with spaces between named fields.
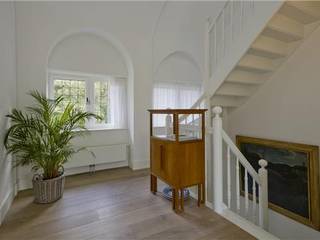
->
xmin=94 ymin=81 xmax=110 ymax=124
xmin=54 ymin=79 xmax=86 ymax=114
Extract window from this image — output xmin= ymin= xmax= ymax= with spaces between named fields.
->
xmin=48 ymin=70 xmax=127 ymax=129
xmin=153 ymin=82 xmax=201 ymax=126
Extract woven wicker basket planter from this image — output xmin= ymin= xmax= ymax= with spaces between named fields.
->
xmin=32 ymin=174 xmax=65 ymax=204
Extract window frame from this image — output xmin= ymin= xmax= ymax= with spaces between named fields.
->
xmin=48 ymin=69 xmax=113 ymax=130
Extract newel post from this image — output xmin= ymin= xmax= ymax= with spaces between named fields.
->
xmin=212 ymin=106 xmax=223 ymax=213
xmin=258 ymin=159 xmax=269 ymax=230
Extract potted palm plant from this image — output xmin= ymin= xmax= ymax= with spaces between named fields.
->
xmin=4 ymin=91 xmax=99 ymax=203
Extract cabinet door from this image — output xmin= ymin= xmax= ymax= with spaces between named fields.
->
xmin=150 ymin=139 xmax=180 ymax=186
xmin=150 ymin=139 xmax=166 ymax=179
xmin=179 ymin=142 xmax=205 ymax=187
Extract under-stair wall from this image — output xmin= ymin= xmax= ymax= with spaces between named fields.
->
xmin=227 ymin=22 xmax=320 ymax=240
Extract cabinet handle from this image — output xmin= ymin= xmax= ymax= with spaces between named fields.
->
xmin=160 ymin=145 xmax=165 ymax=170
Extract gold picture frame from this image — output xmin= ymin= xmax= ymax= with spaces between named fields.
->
xmin=236 ymin=135 xmax=320 ymax=230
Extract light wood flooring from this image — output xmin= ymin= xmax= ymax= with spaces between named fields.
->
xmin=0 ymin=167 xmax=255 ymax=240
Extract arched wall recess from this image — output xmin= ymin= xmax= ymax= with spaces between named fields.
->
xmin=48 ymin=33 xmax=127 ymax=76
xmin=46 ymin=29 xmax=135 ymax=142
xmin=47 ymin=29 xmax=133 ymax=74
xmin=154 ymin=50 xmax=202 ymax=85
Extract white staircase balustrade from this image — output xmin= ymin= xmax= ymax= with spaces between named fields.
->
xmin=212 ymin=106 xmax=269 ymax=230
xmin=205 ymin=0 xmax=283 ymax=98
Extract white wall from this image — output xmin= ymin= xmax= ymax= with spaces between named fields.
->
xmin=227 ymin=23 xmax=320 ymax=239
xmin=0 ymin=2 xmax=17 ymax=224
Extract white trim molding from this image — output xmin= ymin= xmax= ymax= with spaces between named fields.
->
xmin=0 ymin=186 xmax=17 ymax=225
xmin=129 ymin=159 xmax=150 ymax=170
xmin=221 ymin=209 xmax=280 ymax=240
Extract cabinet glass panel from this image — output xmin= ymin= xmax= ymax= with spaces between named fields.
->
xmin=178 ymin=113 xmax=202 ymax=141
xmin=152 ymin=113 xmax=175 ymax=141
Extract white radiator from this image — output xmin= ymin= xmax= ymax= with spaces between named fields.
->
xmin=64 ymin=144 xmax=128 ymax=169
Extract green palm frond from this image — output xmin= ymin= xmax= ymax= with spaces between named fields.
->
xmin=4 ymin=90 xmax=99 ymax=179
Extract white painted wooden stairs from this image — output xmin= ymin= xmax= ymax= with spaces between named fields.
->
xmin=212 ymin=1 xmax=320 ymax=109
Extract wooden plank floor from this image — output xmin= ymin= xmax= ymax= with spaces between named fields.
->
xmin=0 ymin=167 xmax=255 ymax=240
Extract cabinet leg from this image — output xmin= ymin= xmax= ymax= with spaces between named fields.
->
xmin=201 ymin=183 xmax=205 ymax=204
xmin=150 ymin=175 xmax=157 ymax=194
xmin=176 ymin=189 xmax=180 ymax=213
xmin=173 ymin=188 xmax=180 ymax=213
xmin=180 ymin=188 xmax=184 ymax=211
xmin=197 ymin=184 xmax=201 ymax=207
xmin=172 ymin=188 xmax=176 ymax=210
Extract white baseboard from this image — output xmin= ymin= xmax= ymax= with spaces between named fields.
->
xmin=189 ymin=189 xmax=214 ymax=209
xmin=18 ymin=178 xmax=32 ymax=191
xmin=0 ymin=186 xmax=16 ymax=225
xmin=221 ymin=208 xmax=279 ymax=240
xmin=130 ymin=159 xmax=149 ymax=170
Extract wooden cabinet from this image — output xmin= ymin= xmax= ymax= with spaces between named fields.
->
xmin=148 ymin=109 xmax=207 ymax=212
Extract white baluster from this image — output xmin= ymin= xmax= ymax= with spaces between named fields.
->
xmin=204 ymin=96 xmax=211 ymax=203
xmin=251 ymin=0 xmax=255 ymax=14
xmin=240 ymin=0 xmax=244 ymax=32
xmin=165 ymin=113 xmax=172 ymax=137
xmin=252 ymin=181 xmax=256 ymax=223
xmin=258 ymin=159 xmax=268 ymax=230
xmin=244 ymin=169 xmax=249 ymax=218
xmin=230 ymin=0 xmax=234 ymax=42
xmin=213 ymin=106 xmax=223 ymax=214
xmin=222 ymin=9 xmax=225 ymax=56
xmin=214 ymin=24 xmax=217 ymax=69
xmin=236 ymin=157 xmax=240 ymax=213
xmin=227 ymin=146 xmax=231 ymax=208
xmin=192 ymin=114 xmax=195 ymax=137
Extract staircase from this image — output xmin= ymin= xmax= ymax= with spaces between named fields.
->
xmin=211 ymin=1 xmax=320 ymax=109
xmin=185 ymin=1 xmax=320 ymax=239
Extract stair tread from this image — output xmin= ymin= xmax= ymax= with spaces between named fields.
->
xmin=211 ymin=95 xmax=247 ymax=108
xmin=263 ymin=14 xmax=304 ymax=42
xmin=249 ymin=36 xmax=288 ymax=59
xmin=216 ymin=83 xmax=256 ymax=97
xmin=281 ymin=1 xmax=320 ymax=24
xmin=237 ymin=54 xmax=275 ymax=73
xmin=226 ymin=69 xmax=267 ymax=85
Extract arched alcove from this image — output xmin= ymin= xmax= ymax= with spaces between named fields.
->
xmin=46 ymin=29 xmax=134 ymax=136
xmin=48 ymin=33 xmax=127 ymax=76
xmin=46 ymin=29 xmax=134 ymax=77
xmin=154 ymin=50 xmax=202 ymax=85
xmin=153 ymin=51 xmax=202 ymax=125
